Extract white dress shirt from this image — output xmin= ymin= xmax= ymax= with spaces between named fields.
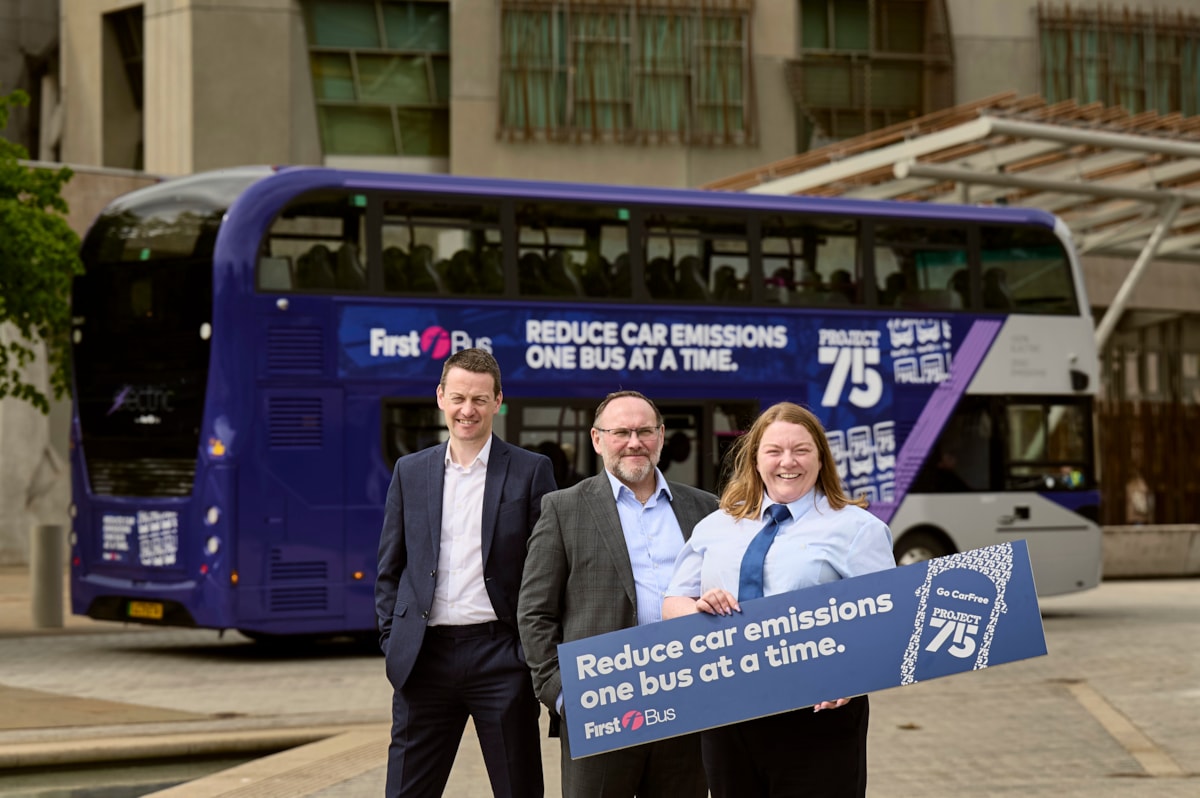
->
xmin=428 ymin=437 xmax=498 ymax=626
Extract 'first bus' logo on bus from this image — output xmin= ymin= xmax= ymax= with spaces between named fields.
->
xmin=369 ymin=326 xmax=492 ymax=360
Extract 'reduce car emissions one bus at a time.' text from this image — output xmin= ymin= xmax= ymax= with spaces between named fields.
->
xmin=69 ymin=165 xmax=1102 ymax=639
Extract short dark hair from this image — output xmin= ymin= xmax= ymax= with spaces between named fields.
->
xmin=593 ymin=390 xmax=663 ymax=427
xmin=440 ymin=348 xmax=502 ymax=396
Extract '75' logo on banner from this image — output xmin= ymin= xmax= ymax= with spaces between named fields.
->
xmin=925 ymin=616 xmax=979 ymax=658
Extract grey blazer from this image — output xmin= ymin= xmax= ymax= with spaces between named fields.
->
xmin=517 ymin=473 xmax=718 ymax=711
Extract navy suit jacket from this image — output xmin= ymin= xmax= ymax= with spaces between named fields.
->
xmin=375 ymin=435 xmax=556 ymax=688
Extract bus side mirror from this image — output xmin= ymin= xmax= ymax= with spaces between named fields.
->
xmin=1070 ymin=369 xmax=1089 ymax=392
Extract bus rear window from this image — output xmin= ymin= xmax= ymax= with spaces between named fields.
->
xmin=85 ymin=208 xmax=223 ymax=265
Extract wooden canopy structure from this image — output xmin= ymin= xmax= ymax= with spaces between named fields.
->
xmin=707 ymin=92 xmax=1200 ymax=349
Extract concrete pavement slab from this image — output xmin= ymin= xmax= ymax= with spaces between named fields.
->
xmin=0 ymin=565 xmax=1196 ymax=797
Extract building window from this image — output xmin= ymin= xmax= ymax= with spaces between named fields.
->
xmin=302 ymin=0 xmax=449 ymax=157
xmin=498 ymin=0 xmax=756 ymax=146
xmin=788 ymin=0 xmax=953 ymax=149
xmin=1038 ymin=3 xmax=1200 ymax=117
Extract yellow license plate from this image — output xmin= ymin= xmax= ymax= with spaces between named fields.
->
xmin=128 ymin=601 xmax=164 ymax=620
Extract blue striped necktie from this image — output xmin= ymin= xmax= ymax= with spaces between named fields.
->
xmin=738 ymin=503 xmax=792 ymax=600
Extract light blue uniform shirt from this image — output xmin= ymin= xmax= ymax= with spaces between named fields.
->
xmin=667 ymin=489 xmax=895 ymax=600
xmin=605 ymin=467 xmax=685 ymax=626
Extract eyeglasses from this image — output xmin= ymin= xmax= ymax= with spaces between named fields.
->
xmin=593 ymin=426 xmax=662 ymax=442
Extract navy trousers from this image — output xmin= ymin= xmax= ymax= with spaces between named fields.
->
xmin=701 ymin=696 xmax=869 ymax=798
xmin=386 ymin=622 xmax=543 ymax=798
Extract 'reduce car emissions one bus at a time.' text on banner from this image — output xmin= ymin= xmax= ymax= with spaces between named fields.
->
xmin=69 ymin=166 xmax=1102 ymax=640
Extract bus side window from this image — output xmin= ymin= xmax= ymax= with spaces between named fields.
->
xmin=676 ymin=255 xmax=710 ymax=301
xmin=610 ymin=253 xmax=631 ymax=297
xmin=407 ymin=244 xmax=444 ymax=293
xmin=518 ymin=252 xmax=546 ymax=296
xmin=875 ymin=225 xmax=967 ymax=312
xmin=334 ymin=243 xmax=366 ymax=291
xmin=545 ymin=250 xmax=584 ymax=296
xmin=983 ymin=267 xmax=1015 ymax=310
xmin=578 ymin=252 xmax=612 ymax=297
xmin=646 ymin=256 xmax=675 ymax=299
xmin=295 ymin=244 xmax=337 ymax=290
xmin=827 ymin=269 xmax=855 ymax=304
xmin=516 ymin=202 xmax=628 ymax=301
xmin=646 ymin=211 xmax=746 ymax=305
xmin=383 ymin=246 xmax=408 ymax=291
xmin=762 ymin=219 xmax=857 ymax=307
xmin=478 ymin=247 xmax=504 ymax=294
xmin=381 ymin=197 xmax=501 ymax=297
xmin=979 ymin=225 xmax=1077 ymax=314
xmin=258 ymin=256 xmax=293 ymax=291
xmin=266 ymin=193 xmax=368 ymax=294
xmin=445 ymin=249 xmax=481 ymax=294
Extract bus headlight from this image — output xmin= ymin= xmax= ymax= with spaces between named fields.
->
xmin=206 ymin=536 xmax=221 ymax=555
xmin=69 ymin=531 xmax=77 ymax=547
xmin=205 ymin=506 xmax=221 ymax=526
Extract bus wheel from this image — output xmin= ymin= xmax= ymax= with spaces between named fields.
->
xmin=894 ymin=530 xmax=951 ymax=566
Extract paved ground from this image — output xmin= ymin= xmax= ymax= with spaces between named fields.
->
xmin=0 ymin=566 xmax=1197 ymax=797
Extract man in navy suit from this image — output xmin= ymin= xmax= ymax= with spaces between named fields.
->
xmin=376 ymin=348 xmax=556 ymax=798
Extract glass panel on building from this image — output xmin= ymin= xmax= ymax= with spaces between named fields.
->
xmin=303 ymin=0 xmax=450 ymax=158
xmin=498 ymin=0 xmax=754 ymax=145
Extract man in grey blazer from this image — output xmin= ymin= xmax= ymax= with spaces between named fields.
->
xmin=376 ymin=348 xmax=556 ymax=798
xmin=518 ymin=390 xmax=717 ymax=798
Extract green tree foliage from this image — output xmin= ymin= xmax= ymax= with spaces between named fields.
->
xmin=0 ymin=88 xmax=83 ymax=413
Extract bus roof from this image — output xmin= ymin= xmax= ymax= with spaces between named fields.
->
xmin=204 ymin=166 xmax=1060 ymax=263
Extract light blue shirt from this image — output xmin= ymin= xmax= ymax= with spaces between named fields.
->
xmin=666 ymin=489 xmax=895 ymax=601
xmin=605 ymin=468 xmax=685 ymax=626
xmin=556 ymin=468 xmax=686 ymax=714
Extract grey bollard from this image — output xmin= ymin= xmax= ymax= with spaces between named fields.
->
xmin=31 ymin=524 xmax=65 ymax=628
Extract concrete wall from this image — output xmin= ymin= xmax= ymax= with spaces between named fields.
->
xmin=945 ymin=1 xmax=1041 ymax=103
xmin=0 ymin=325 xmax=64 ymax=565
xmin=186 ymin=0 xmax=320 ymax=171
xmin=64 ymin=0 xmax=320 ymax=175
xmin=1083 ymin=255 xmax=1200 ymax=315
xmin=1103 ymin=525 xmax=1200 ymax=578
xmin=62 ymin=0 xmax=138 ymax=168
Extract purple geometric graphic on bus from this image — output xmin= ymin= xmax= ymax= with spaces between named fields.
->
xmin=868 ymin=319 xmax=1003 ymax=525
